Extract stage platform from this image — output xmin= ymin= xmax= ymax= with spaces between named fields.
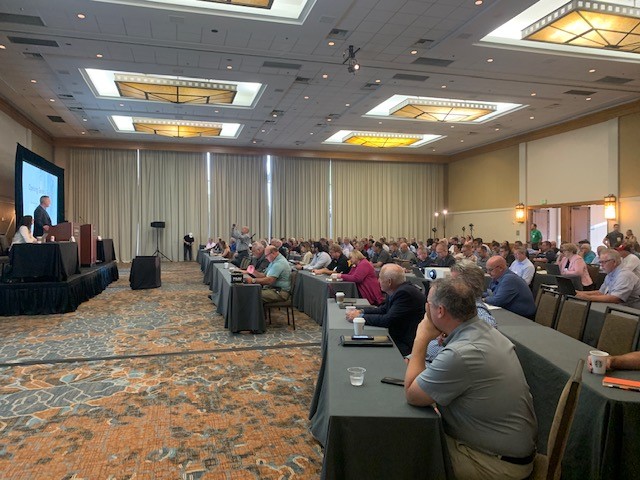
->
xmin=0 ymin=262 xmax=119 ymax=316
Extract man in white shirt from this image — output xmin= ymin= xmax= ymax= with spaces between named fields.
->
xmin=509 ymin=246 xmax=535 ymax=286
xmin=296 ymin=242 xmax=331 ymax=271
xmin=618 ymin=244 xmax=640 ymax=278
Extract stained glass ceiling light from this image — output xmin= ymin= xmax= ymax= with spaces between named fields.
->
xmin=390 ymin=99 xmax=498 ymax=123
xmin=522 ymin=1 xmax=640 ymax=53
xmin=343 ymin=132 xmax=423 ymax=148
xmin=202 ymin=0 xmax=272 ymax=8
xmin=115 ymin=74 xmax=237 ymax=104
xmin=133 ymin=119 xmax=222 ymax=138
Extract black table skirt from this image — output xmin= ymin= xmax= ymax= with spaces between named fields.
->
xmin=97 ymin=239 xmax=116 ymax=263
xmin=11 ymin=242 xmax=80 ymax=281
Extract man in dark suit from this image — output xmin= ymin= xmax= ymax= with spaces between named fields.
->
xmin=346 ymin=263 xmax=426 ymax=356
xmin=33 ymin=195 xmax=52 ymax=237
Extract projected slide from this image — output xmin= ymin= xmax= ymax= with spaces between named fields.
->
xmin=22 ymin=161 xmax=58 ymax=225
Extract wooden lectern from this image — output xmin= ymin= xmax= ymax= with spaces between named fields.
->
xmin=80 ymin=224 xmax=97 ymax=266
xmin=47 ymin=222 xmax=80 ymax=242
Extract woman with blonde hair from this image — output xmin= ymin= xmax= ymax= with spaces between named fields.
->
xmin=337 ymin=249 xmax=384 ymax=305
xmin=557 ymin=242 xmax=594 ymax=289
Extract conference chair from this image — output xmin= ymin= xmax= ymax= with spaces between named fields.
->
xmin=0 ymin=234 xmax=9 ymax=281
xmin=554 ymin=296 xmax=591 ymax=341
xmin=534 ymin=287 xmax=562 ymax=329
xmin=596 ymin=307 xmax=640 ymax=356
xmin=586 ymin=265 xmax=603 ymax=289
xmin=239 ymin=256 xmax=251 ymax=269
xmin=531 ymin=359 xmax=584 ymax=480
xmin=265 ymin=270 xmax=297 ymax=330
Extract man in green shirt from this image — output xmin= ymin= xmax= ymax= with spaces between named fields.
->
xmin=245 ymin=245 xmax=291 ymax=303
xmin=529 ymin=224 xmax=542 ymax=250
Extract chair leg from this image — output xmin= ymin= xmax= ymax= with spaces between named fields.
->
xmin=290 ymin=307 xmax=295 ymax=330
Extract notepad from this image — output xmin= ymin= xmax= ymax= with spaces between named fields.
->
xmin=602 ymin=376 xmax=640 ymax=392
xmin=340 ymin=335 xmax=394 ymax=347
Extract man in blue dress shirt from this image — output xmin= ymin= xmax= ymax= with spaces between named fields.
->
xmin=485 ymin=256 xmax=536 ymax=318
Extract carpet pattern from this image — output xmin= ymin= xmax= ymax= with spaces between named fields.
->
xmin=0 ymin=262 xmax=323 ymax=479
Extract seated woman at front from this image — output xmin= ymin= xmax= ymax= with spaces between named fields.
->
xmin=218 ymin=240 xmax=232 ymax=259
xmin=336 ymin=250 xmax=384 ymax=305
xmin=298 ymin=242 xmax=313 ymax=265
xmin=204 ymin=237 xmax=216 ymax=251
xmin=10 ymin=215 xmax=37 ymax=248
xmin=556 ymin=242 xmax=594 ymax=290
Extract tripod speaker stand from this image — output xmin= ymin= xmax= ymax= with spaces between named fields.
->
xmin=150 ymin=221 xmax=172 ymax=261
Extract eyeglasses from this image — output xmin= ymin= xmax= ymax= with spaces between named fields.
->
xmin=601 ymin=259 xmax=615 ymax=264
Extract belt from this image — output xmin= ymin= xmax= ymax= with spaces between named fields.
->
xmin=499 ymin=452 xmax=536 ymax=465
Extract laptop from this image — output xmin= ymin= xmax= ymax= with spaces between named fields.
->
xmin=555 ymin=276 xmax=577 ymax=296
xmin=411 ymin=266 xmax=425 ymax=278
xmin=545 ymin=263 xmax=561 ymax=275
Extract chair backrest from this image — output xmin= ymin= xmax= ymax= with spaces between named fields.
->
xmin=289 ymin=269 xmax=297 ymax=295
xmin=586 ymin=265 xmax=601 ymax=287
xmin=545 ymin=359 xmax=584 ymax=480
xmin=535 ymin=287 xmax=562 ymax=328
xmin=0 ymin=234 xmax=9 ymax=255
xmin=240 ymin=256 xmax=251 ymax=269
xmin=596 ymin=307 xmax=640 ymax=356
xmin=555 ymin=296 xmax=591 ymax=341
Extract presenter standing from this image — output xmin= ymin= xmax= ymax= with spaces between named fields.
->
xmin=33 ymin=195 xmax=52 ymax=237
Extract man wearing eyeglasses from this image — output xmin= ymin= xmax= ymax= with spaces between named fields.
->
xmin=575 ymin=249 xmax=640 ymax=309
xmin=484 ymin=256 xmax=536 ymax=318
xmin=245 ymin=245 xmax=291 ymax=303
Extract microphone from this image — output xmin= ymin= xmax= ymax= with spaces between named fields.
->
xmin=78 ymin=215 xmax=84 ymax=224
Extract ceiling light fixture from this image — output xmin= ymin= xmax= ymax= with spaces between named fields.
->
xmin=322 ymin=73 xmax=328 ymax=79
xmin=522 ymin=1 xmax=640 ymax=54
xmin=589 ymin=68 xmax=596 ymax=72
xmin=96 ymin=54 xmax=103 ymax=58
xmin=343 ymin=45 xmax=361 ymax=74
xmin=410 ymin=49 xmax=418 ymax=55
xmin=328 ymin=41 xmax=335 ymax=46
xmin=49 ymin=98 xmax=55 ymax=102
xmin=0 ymin=45 xmax=6 ymax=50
xmin=487 ymin=58 xmax=494 ymax=62
xmin=30 ymin=79 xmax=37 ymax=83
xmin=226 ymin=65 xmax=233 ymax=70
xmin=77 ymin=13 xmax=86 ymax=19
xmin=390 ymin=98 xmax=498 ymax=123
xmin=475 ymin=0 xmax=483 ymax=5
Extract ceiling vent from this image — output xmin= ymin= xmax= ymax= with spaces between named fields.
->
xmin=318 ymin=15 xmax=336 ymax=24
xmin=262 ymin=61 xmax=301 ymax=70
xmin=0 ymin=13 xmax=45 ymax=26
xmin=47 ymin=115 xmax=65 ymax=123
xmin=87 ymin=129 xmax=100 ymax=133
xmin=56 ymin=70 xmax=71 ymax=75
xmin=361 ymin=82 xmax=381 ymax=90
xmin=57 ymin=94 xmax=75 ymax=100
xmin=392 ymin=73 xmax=429 ymax=82
xmin=412 ymin=57 xmax=453 ymax=67
xmin=545 ymin=103 xmax=561 ymax=109
xmin=23 ymin=52 xmax=43 ymax=60
xmin=414 ymin=38 xmax=434 ymax=47
xmin=294 ymin=76 xmax=310 ymax=84
xmin=69 ymin=106 xmax=84 ymax=112
xmin=328 ymin=28 xmax=349 ymax=39
xmin=564 ymin=89 xmax=596 ymax=96
xmin=595 ymin=76 xmax=633 ymax=85
xmin=8 ymin=36 xmax=59 ymax=47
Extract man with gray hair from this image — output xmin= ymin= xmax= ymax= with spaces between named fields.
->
xmin=230 ymin=224 xmax=251 ymax=267
xmin=346 ymin=263 xmax=425 ymax=356
xmin=509 ymin=246 xmax=535 ymax=286
xmin=576 ymin=249 xmax=640 ymax=308
xmin=405 ymin=277 xmax=538 ymax=479
xmin=248 ymin=242 xmax=270 ymax=272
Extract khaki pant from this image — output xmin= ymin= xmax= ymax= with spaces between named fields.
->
xmin=445 ymin=435 xmax=533 ymax=480
xmin=261 ymin=288 xmax=290 ymax=303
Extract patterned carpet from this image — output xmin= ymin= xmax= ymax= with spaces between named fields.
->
xmin=0 ymin=262 xmax=323 ymax=479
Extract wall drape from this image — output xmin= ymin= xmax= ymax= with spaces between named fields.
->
xmin=210 ymin=153 xmax=268 ymax=241
xmin=139 ymin=150 xmax=208 ymax=261
xmin=331 ymin=160 xmax=444 ymax=240
xmin=67 ymin=148 xmax=139 ymax=262
xmin=271 ymin=155 xmax=330 ymax=239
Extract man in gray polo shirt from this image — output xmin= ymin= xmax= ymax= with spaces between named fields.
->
xmin=405 ymin=278 xmax=537 ymax=479
xmin=230 ymin=223 xmax=251 ymax=267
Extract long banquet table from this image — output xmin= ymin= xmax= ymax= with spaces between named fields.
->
xmin=309 ymin=299 xmax=452 ymax=479
xmin=11 ymin=242 xmax=80 ymax=281
xmin=201 ymin=255 xmax=229 ymax=285
xmin=293 ymin=270 xmax=358 ymax=325
xmin=493 ymin=308 xmax=640 ymax=480
xmin=208 ymin=263 xmax=265 ymax=333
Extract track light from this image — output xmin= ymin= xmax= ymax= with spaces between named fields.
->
xmin=343 ymin=45 xmax=361 ymax=74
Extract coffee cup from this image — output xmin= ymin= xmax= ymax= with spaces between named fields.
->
xmin=336 ymin=292 xmax=345 ymax=304
xmin=224 ymin=262 xmax=229 ymax=269
xmin=353 ymin=317 xmax=365 ymax=336
xmin=590 ymin=350 xmax=609 ymax=375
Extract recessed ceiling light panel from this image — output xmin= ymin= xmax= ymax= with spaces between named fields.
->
xmin=110 ymin=115 xmax=242 ymax=138
xmin=324 ymin=130 xmax=444 ymax=148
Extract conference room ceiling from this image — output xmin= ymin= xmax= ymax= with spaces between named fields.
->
xmin=0 ymin=0 xmax=639 ymax=156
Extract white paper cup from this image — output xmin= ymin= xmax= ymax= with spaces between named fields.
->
xmin=353 ymin=317 xmax=365 ymax=336
xmin=224 ymin=262 xmax=229 ymax=269
xmin=331 ymin=273 xmax=339 ymax=280
xmin=336 ymin=292 xmax=345 ymax=304
xmin=347 ymin=367 xmax=366 ymax=386
xmin=590 ymin=350 xmax=609 ymax=375
xmin=50 ymin=236 xmax=55 ymax=242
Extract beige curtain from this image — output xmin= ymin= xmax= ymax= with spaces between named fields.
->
xmin=139 ymin=150 xmax=208 ymax=261
xmin=331 ymin=160 xmax=444 ymax=240
xmin=271 ymin=155 xmax=330 ymax=239
xmin=209 ymin=153 xmax=268 ymax=241
xmin=67 ymin=148 xmax=139 ymax=262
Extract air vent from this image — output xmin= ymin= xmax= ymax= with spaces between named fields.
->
xmin=294 ymin=76 xmax=310 ymax=84
xmin=262 ymin=61 xmax=301 ymax=70
xmin=596 ymin=76 xmax=632 ymax=85
xmin=0 ymin=13 xmax=45 ymax=26
xmin=23 ymin=52 xmax=43 ymax=59
xmin=69 ymin=106 xmax=84 ymax=111
xmin=57 ymin=94 xmax=74 ymax=99
xmin=361 ymin=83 xmax=381 ymax=90
xmin=328 ymin=28 xmax=349 ymax=39
xmin=294 ymin=140 xmax=305 ymax=145
xmin=414 ymin=38 xmax=434 ymax=47
xmin=545 ymin=103 xmax=561 ymax=109
xmin=392 ymin=73 xmax=429 ymax=82
xmin=457 ymin=33 xmax=472 ymax=39
xmin=47 ymin=115 xmax=65 ymax=123
xmin=467 ymin=131 xmax=479 ymax=136
xmin=412 ymin=57 xmax=453 ymax=67
xmin=8 ymin=36 xmax=59 ymax=47
xmin=564 ymin=89 xmax=596 ymax=96
xmin=56 ymin=70 xmax=71 ymax=75
xmin=318 ymin=15 xmax=336 ymax=24
xmin=88 ymin=129 xmax=100 ymax=133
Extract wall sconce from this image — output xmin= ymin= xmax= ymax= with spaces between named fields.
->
xmin=604 ymin=194 xmax=617 ymax=220
xmin=515 ymin=203 xmax=526 ymax=223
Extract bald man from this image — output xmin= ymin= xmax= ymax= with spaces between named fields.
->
xmin=485 ymin=256 xmax=536 ymax=318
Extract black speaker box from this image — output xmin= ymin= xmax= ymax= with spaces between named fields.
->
xmin=150 ymin=221 xmax=165 ymax=228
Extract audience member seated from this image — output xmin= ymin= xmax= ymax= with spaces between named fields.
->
xmin=204 ymin=237 xmax=216 ymax=251
xmin=618 ymin=243 xmax=640 ymax=278
xmin=396 ymin=242 xmax=417 ymax=264
xmin=337 ymin=250 xmax=384 ymax=306
xmin=426 ymin=260 xmax=496 ymax=364
xmin=460 ymin=243 xmax=477 ymax=264
xmin=388 ymin=241 xmax=400 ymax=259
xmin=485 ymin=256 xmax=537 ymax=318
xmin=533 ymin=240 xmax=557 ymax=264
xmin=346 ymin=264 xmax=425 ymax=357
xmin=218 ymin=240 xmax=232 ymax=259
xmin=499 ymin=244 xmax=515 ymax=266
xmin=415 ymin=247 xmax=431 ymax=268
xmin=298 ymin=241 xmax=312 ymax=265
xmin=296 ymin=242 xmax=331 ymax=271
xmin=10 ymin=215 xmax=37 ymax=248
xmin=429 ymin=242 xmax=456 ymax=267
xmin=557 ymin=243 xmax=594 ymax=289
xmin=588 ymin=351 xmax=640 ymax=372
xmin=625 ymin=229 xmax=637 ymax=244
xmin=576 ymin=249 xmax=640 ymax=309
xmin=248 ymin=242 xmax=270 ymax=272
xmin=475 ymin=245 xmax=491 ymax=272
xmin=404 ymin=278 xmax=537 ymax=480
xmin=313 ymin=244 xmax=350 ymax=275
xmin=509 ymin=246 xmax=535 ymax=286
xmin=579 ymin=242 xmax=596 ymax=264
xmin=244 ymin=245 xmax=291 ymax=304
xmin=371 ymin=241 xmax=392 ymax=268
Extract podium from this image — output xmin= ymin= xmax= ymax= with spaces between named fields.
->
xmin=48 ymin=222 xmax=80 ymax=242
xmin=80 ymin=224 xmax=97 ymax=266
